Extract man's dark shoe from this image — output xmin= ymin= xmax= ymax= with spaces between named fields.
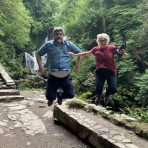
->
xmin=57 ymin=89 xmax=63 ymax=105
xmin=48 ymin=100 xmax=53 ymax=106
xmin=57 ymin=98 xmax=63 ymax=105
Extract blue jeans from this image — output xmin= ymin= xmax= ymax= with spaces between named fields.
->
xmin=46 ymin=74 xmax=75 ymax=101
xmin=96 ymin=68 xmax=117 ymax=97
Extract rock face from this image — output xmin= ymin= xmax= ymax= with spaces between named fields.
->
xmin=53 ymin=101 xmax=140 ymax=148
xmin=0 ymin=64 xmax=24 ymax=102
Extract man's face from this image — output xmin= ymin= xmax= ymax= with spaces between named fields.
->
xmin=54 ymin=31 xmax=64 ymax=43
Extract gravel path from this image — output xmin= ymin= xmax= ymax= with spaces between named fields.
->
xmin=0 ymin=91 xmax=91 ymax=148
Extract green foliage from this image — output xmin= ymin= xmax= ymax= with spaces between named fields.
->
xmin=133 ymin=0 xmax=148 ymax=72
xmin=106 ymin=4 xmax=142 ymax=46
xmin=18 ymin=77 xmax=45 ymax=90
xmin=0 ymin=0 xmax=147 ymax=122
xmin=1 ymin=58 xmax=28 ymax=79
xmin=0 ymin=0 xmax=31 ymax=48
xmin=135 ymin=70 xmax=148 ymax=107
xmin=18 ymin=79 xmax=34 ymax=90
xmin=114 ymin=0 xmax=140 ymax=5
xmin=78 ymin=91 xmax=92 ymax=102
xmin=54 ymin=0 xmax=105 ymax=48
xmin=138 ymin=0 xmax=148 ymax=47
xmin=24 ymin=0 xmax=61 ymax=51
xmin=0 ymin=42 xmax=15 ymax=61
xmin=120 ymin=107 xmax=148 ymax=123
xmin=117 ymin=57 xmax=138 ymax=88
xmin=104 ymin=94 xmax=125 ymax=110
xmin=71 ymin=56 xmax=96 ymax=94
xmin=0 ymin=0 xmax=31 ymax=79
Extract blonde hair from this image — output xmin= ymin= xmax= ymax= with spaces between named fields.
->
xmin=96 ymin=33 xmax=110 ymax=45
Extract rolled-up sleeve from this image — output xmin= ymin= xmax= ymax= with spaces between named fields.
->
xmin=37 ymin=42 xmax=48 ymax=56
xmin=110 ymin=45 xmax=117 ymax=54
xmin=69 ymin=43 xmax=81 ymax=53
xmin=91 ymin=47 xmax=97 ymax=55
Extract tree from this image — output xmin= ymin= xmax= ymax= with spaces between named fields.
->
xmin=134 ymin=0 xmax=148 ymax=72
xmin=54 ymin=0 xmax=107 ymax=49
xmin=0 ymin=0 xmax=31 ymax=50
xmin=23 ymin=0 xmax=61 ymax=51
xmin=0 ymin=0 xmax=31 ymax=78
xmin=135 ymin=70 xmax=148 ymax=107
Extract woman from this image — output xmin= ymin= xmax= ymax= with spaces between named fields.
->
xmin=69 ymin=33 xmax=128 ymax=105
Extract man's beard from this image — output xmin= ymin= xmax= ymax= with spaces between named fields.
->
xmin=55 ymin=38 xmax=63 ymax=43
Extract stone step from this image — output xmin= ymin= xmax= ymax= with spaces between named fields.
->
xmin=0 ymin=85 xmax=15 ymax=89
xmin=0 ymin=81 xmax=4 ymax=85
xmin=0 ymin=89 xmax=20 ymax=96
xmin=6 ymin=85 xmax=16 ymax=89
xmin=0 ymin=95 xmax=24 ymax=102
xmin=0 ymin=85 xmax=7 ymax=89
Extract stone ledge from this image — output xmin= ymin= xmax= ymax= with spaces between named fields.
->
xmin=0 ymin=64 xmax=15 ymax=88
xmin=53 ymin=100 xmax=139 ymax=148
xmin=66 ymin=99 xmax=148 ymax=140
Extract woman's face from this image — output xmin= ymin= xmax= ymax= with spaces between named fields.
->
xmin=98 ymin=38 xmax=108 ymax=48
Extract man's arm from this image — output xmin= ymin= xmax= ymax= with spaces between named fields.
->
xmin=35 ymin=52 xmax=47 ymax=75
xmin=69 ymin=51 xmax=92 ymax=72
xmin=35 ymin=42 xmax=48 ymax=75
xmin=75 ymin=56 xmax=83 ymax=72
xmin=68 ymin=42 xmax=93 ymax=71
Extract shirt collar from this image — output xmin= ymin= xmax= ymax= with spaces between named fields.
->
xmin=53 ymin=39 xmax=67 ymax=45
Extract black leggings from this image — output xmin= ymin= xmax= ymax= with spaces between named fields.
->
xmin=96 ymin=68 xmax=117 ymax=97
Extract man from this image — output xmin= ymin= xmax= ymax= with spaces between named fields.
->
xmin=36 ymin=27 xmax=81 ymax=106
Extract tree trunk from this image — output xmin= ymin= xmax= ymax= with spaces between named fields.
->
xmin=102 ymin=15 xmax=106 ymax=33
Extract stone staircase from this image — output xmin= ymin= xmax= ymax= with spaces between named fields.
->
xmin=0 ymin=64 xmax=24 ymax=102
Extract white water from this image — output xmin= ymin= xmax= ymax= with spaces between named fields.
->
xmin=25 ymin=52 xmax=47 ymax=72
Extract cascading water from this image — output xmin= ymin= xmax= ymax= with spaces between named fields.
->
xmin=24 ymin=52 xmax=47 ymax=74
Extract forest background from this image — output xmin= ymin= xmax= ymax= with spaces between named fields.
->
xmin=0 ymin=0 xmax=147 ymax=121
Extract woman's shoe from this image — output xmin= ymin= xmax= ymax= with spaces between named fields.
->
xmin=95 ymin=96 xmax=101 ymax=105
xmin=95 ymin=93 xmax=106 ymax=105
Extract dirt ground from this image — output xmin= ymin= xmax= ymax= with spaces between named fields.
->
xmin=0 ymin=90 xmax=147 ymax=148
xmin=0 ymin=90 xmax=92 ymax=148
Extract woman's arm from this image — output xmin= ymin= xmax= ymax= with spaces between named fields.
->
xmin=68 ymin=50 xmax=92 ymax=58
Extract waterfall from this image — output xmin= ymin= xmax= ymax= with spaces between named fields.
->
xmin=24 ymin=52 xmax=47 ymax=74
